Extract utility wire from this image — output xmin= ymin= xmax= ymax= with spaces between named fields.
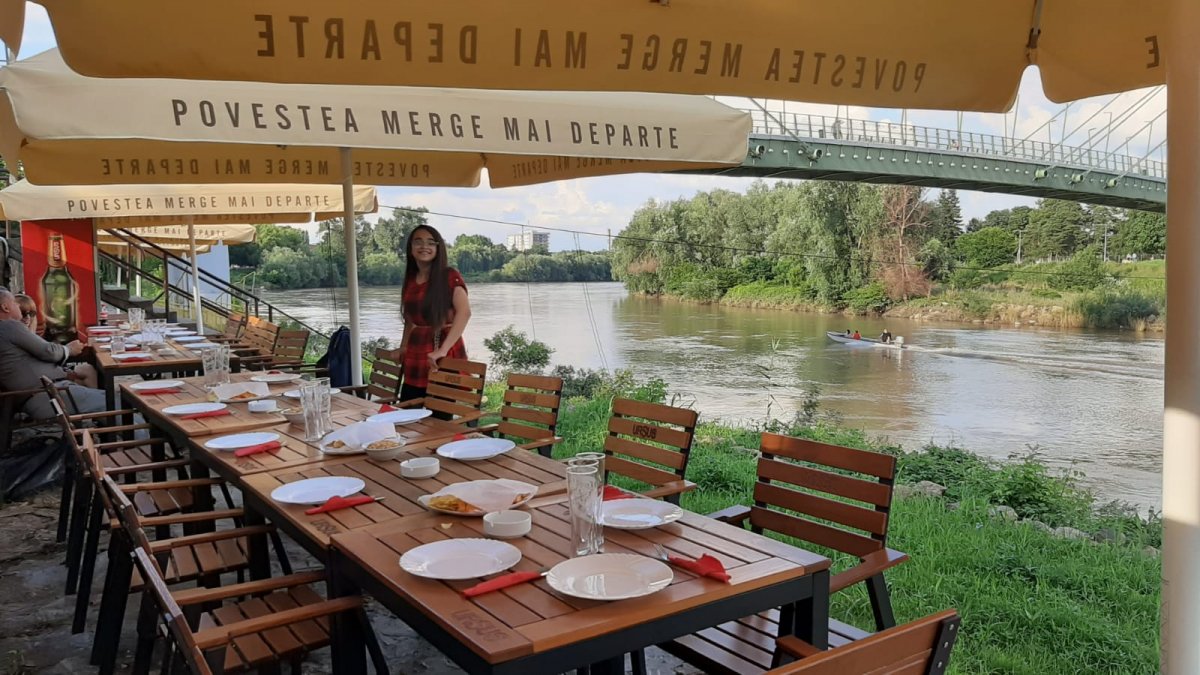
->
xmin=377 ymin=202 xmax=1166 ymax=283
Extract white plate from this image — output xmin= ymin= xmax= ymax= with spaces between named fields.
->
xmin=205 ymin=432 xmax=280 ymax=451
xmin=251 ymin=372 xmax=303 ymax=383
xmin=399 ymin=539 xmax=521 ymax=580
xmin=546 ymin=553 xmax=673 ymax=601
xmin=128 ymin=380 xmax=184 ymax=391
xmin=186 ymin=342 xmax=220 ymax=350
xmin=166 ymin=329 xmax=196 ymax=336
xmin=218 ymin=392 xmax=274 ymax=403
xmin=90 ymin=337 xmax=111 ymax=344
xmin=270 ymin=476 xmax=365 ymax=505
xmin=282 ymin=389 xmax=302 ymax=399
xmin=436 ymin=438 xmax=516 ymax=461
xmin=162 ymin=402 xmax=227 ymax=416
xmin=111 ymin=352 xmax=153 ymax=361
xmin=173 ymin=335 xmax=207 ymax=343
xmin=368 ymin=408 xmax=432 ymax=425
xmin=88 ymin=327 xmax=119 ymax=333
xmin=599 ymin=500 xmax=684 ymax=530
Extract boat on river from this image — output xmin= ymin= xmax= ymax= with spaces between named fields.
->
xmin=826 ymin=331 xmax=906 ymax=349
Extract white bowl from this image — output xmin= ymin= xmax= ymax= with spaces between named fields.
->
xmin=483 ymin=510 xmax=532 ymax=539
xmin=399 ymin=457 xmax=440 ymax=479
xmin=248 ymin=400 xmax=278 ymax=413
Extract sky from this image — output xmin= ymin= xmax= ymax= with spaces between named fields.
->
xmin=14 ymin=4 xmax=1167 ymax=252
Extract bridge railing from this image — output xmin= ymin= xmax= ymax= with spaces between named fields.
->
xmin=743 ymin=110 xmax=1166 ymax=179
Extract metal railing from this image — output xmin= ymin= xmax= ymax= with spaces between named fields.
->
xmin=742 ymin=110 xmax=1167 ymax=179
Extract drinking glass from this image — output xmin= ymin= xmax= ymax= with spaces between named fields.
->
xmin=128 ymin=307 xmax=144 ymax=331
xmin=567 ymin=464 xmax=604 ymax=556
xmin=201 ymin=347 xmax=224 ymax=389
xmin=567 ymin=452 xmax=606 ymax=552
xmin=110 ymin=334 xmax=126 ymax=355
xmin=301 ymin=377 xmax=333 ymax=442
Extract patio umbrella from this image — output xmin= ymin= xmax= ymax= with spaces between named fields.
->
xmin=0 ymin=179 xmax=378 ymax=330
xmin=0 ymin=0 xmax=1165 ymax=111
xmin=0 ymin=49 xmax=754 ymax=385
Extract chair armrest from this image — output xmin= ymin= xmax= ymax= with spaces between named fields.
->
xmin=147 ymin=525 xmax=276 ymax=555
xmin=829 ymin=548 xmax=909 ymax=594
xmin=119 ymin=478 xmax=223 ymax=493
xmin=105 ymin=457 xmax=192 ymax=476
xmin=707 ymin=504 xmax=752 ymax=525
xmin=475 ymin=423 xmax=499 ymax=436
xmin=171 ymin=569 xmax=325 ymax=606
xmin=137 ymin=508 xmax=244 ymax=528
xmin=69 ymin=409 xmax=139 ymax=423
xmin=395 ymin=398 xmax=426 ymax=409
xmin=640 ymin=479 xmax=697 ymax=500
xmin=88 ymin=423 xmax=154 ymax=437
xmin=192 ymin=597 xmax=362 ymax=650
xmin=775 ymin=635 xmax=821 ymax=660
xmin=455 ymin=409 xmax=485 ymax=424
xmin=95 ymin=437 xmax=167 ymax=451
xmin=516 ymin=436 xmax=563 ymax=452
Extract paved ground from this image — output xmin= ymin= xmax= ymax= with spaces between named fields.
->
xmin=0 ymin=489 xmax=701 ymax=675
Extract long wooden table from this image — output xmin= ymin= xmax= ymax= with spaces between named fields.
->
xmin=124 ymin=376 xmax=833 ymax=674
xmin=96 ymin=335 xmax=240 ymax=410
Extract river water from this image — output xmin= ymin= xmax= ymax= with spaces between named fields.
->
xmin=261 ymin=282 xmax=1164 ymax=509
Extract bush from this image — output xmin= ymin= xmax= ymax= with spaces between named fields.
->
xmin=1049 ymin=246 xmax=1106 ymax=291
xmin=548 ymin=366 xmax=637 ymax=399
xmin=1031 ymin=288 xmax=1062 ymax=299
xmin=948 ymin=267 xmax=985 ymax=289
xmin=955 ymin=226 xmax=1018 ymax=268
xmin=1074 ymin=289 xmax=1162 ymax=329
xmin=843 ymin=282 xmax=890 ymax=313
xmin=483 ymin=326 xmax=553 ymax=374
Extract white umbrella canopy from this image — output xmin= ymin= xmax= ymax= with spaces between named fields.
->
xmin=0 ymin=50 xmax=752 ymax=188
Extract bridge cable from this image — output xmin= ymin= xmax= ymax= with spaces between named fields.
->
xmin=574 ymin=230 xmax=609 ymax=371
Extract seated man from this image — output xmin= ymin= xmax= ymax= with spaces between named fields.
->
xmin=15 ymin=292 xmax=99 ymax=388
xmin=0 ymin=288 xmax=105 ymax=418
xmin=880 ymin=328 xmax=893 ymax=343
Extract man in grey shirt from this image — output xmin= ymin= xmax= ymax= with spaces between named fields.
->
xmin=0 ymin=288 xmax=105 ymax=418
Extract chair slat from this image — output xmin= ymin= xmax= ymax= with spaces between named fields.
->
xmin=605 ymin=435 xmax=687 ymax=471
xmin=502 ymin=403 xmax=558 ymax=427
xmin=498 ymin=420 xmax=554 ymax=442
xmin=425 ymin=397 xmax=478 ymax=419
xmin=765 ymin=610 xmax=959 ymax=675
xmin=605 ymin=454 xmax=680 ymax=489
xmin=612 ymin=397 xmax=698 ymax=428
xmin=609 ymin=416 xmax=693 ymax=450
xmin=426 ymin=382 xmax=482 ymax=405
xmin=753 ymin=481 xmax=888 ymax=536
xmin=502 ymin=388 xmax=561 ymax=410
xmin=761 ymin=433 xmax=896 ymax=480
xmin=507 ymin=373 xmax=564 ymax=392
xmin=749 ymin=505 xmax=881 ymax=558
xmin=758 ymin=458 xmax=892 ymax=507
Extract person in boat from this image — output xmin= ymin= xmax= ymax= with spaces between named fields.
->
xmin=852 ymin=330 xmax=861 ymax=339
xmin=844 ymin=329 xmax=851 ymax=336
xmin=398 ymin=225 xmax=472 ymax=408
xmin=880 ymin=328 xmax=893 ymax=343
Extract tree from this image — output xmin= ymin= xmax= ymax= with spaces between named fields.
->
xmin=926 ymin=189 xmax=963 ymax=244
xmin=259 ymin=247 xmax=326 ymax=289
xmin=371 ymin=207 xmax=429 ymax=256
xmin=228 ymin=223 xmax=309 ymax=266
xmin=484 ymin=326 xmax=554 ymax=373
xmin=1026 ymin=200 xmax=1089 ymax=260
xmin=917 ymin=238 xmax=956 ymax=282
xmin=877 ymin=186 xmax=930 ymax=301
xmin=955 ymin=227 xmax=1018 ymax=268
xmin=1111 ymin=211 xmax=1165 ymax=258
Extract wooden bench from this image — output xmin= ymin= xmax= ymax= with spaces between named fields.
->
xmin=477 ymin=372 xmax=564 ymax=457
xmin=661 ymin=432 xmax=908 ymax=674
xmin=604 ymin=397 xmax=698 ymax=503
xmin=397 ymin=357 xmax=488 ymax=423
xmin=767 ymin=609 xmax=960 ymax=674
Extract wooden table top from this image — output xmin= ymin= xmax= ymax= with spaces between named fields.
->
xmin=332 ymin=501 xmax=831 ymax=666
xmin=241 ymin=445 xmax=568 ymax=549
xmin=122 ymin=375 xmax=287 ymax=437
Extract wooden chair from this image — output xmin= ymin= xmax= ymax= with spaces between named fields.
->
xmin=230 ymin=316 xmax=279 ymax=360
xmin=660 ymin=432 xmax=908 ymax=675
xmin=130 ymin=545 xmax=382 ymax=675
xmin=397 ymin=357 xmax=488 ymax=423
xmin=341 ymin=346 xmax=404 ymax=402
xmin=477 ymin=373 xmax=564 ymax=457
xmin=603 ymin=398 xmax=699 ymax=503
xmin=767 ymin=609 xmax=961 ymax=675
xmin=209 ymin=311 xmax=246 ymax=343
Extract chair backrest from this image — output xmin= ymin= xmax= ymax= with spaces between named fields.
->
xmin=79 ymin=432 xmax=122 ymax=525
xmin=272 ymin=328 xmax=310 ymax=363
xmin=750 ymin=433 xmax=898 ymax=559
xmin=241 ymin=317 xmax=279 ymax=354
xmin=222 ymin=312 xmax=246 ymax=339
xmin=365 ymin=347 xmax=404 ymax=401
xmin=424 ymin=358 xmax=488 ymax=420
xmin=603 ymin=398 xmax=698 ymax=492
xmin=130 ymin=546 xmax=217 ymax=675
xmin=497 ymin=373 xmax=564 ymax=444
xmin=43 ymin=376 xmax=90 ymax=464
xmin=767 ymin=609 xmax=960 ymax=675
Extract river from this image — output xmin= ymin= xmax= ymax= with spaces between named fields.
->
xmin=260 ymin=282 xmax=1164 ymax=509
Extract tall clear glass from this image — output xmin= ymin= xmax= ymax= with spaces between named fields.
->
xmin=302 ymin=377 xmax=333 ymax=442
xmin=567 ymin=464 xmax=604 ymax=556
xmin=128 ymin=307 xmax=145 ymax=331
xmin=201 ymin=346 xmax=224 ymax=389
xmin=568 ymin=452 xmax=606 ymax=553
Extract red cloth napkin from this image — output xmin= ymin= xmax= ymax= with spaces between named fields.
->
xmin=603 ymin=485 xmax=635 ymax=501
xmin=116 ymin=356 xmax=152 ymax=363
xmin=125 ymin=346 xmax=142 ymax=351
xmin=135 ymin=388 xmax=181 ymax=395
xmin=666 ymin=553 xmax=731 ymax=583
xmin=379 ymin=404 xmax=398 ymax=413
xmin=181 ymin=409 xmax=232 ymax=420
xmin=304 ymin=495 xmax=376 ymax=515
xmin=461 ymin=570 xmax=543 ymax=598
xmin=452 ymin=433 xmax=468 ymax=441
xmin=234 ymin=441 xmax=282 ymax=457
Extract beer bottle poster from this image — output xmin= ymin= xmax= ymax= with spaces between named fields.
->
xmin=21 ymin=219 xmax=98 ymax=344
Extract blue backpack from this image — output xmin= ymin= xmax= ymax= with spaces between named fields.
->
xmin=316 ymin=326 xmax=353 ymax=388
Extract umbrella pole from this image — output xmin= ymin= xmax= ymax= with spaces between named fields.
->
xmin=188 ymin=220 xmax=204 ymax=332
xmin=340 ymin=147 xmax=363 ymax=387
xmin=1163 ymin=1 xmax=1200 ymax=671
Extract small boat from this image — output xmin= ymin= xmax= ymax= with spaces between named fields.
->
xmin=826 ymin=332 xmax=906 ymax=349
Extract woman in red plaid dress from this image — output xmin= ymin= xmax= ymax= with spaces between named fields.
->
xmin=398 ymin=225 xmax=472 ymax=402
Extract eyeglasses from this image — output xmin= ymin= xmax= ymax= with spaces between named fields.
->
xmin=20 ymin=311 xmax=35 ymax=319
xmin=411 ymin=238 xmax=440 ymax=248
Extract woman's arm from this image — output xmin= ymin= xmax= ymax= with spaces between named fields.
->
xmin=399 ymin=313 xmax=413 ymax=354
xmin=428 ymin=285 xmax=471 ymax=369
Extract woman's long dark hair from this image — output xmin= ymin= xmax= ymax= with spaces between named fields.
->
xmin=404 ymin=225 xmax=451 ymax=328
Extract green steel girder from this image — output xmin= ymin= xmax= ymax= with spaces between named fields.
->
xmin=682 ymin=134 xmax=1167 ymax=213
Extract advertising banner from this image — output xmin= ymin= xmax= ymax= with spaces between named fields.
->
xmin=21 ymin=218 xmax=97 ymax=343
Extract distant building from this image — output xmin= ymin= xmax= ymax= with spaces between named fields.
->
xmin=506 ymin=230 xmax=550 ymax=252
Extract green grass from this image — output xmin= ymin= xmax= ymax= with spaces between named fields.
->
xmin=481 ymin=378 xmax=1162 ymax=674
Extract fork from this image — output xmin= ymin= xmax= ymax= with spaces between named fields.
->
xmin=652 ymin=543 xmax=672 ymax=562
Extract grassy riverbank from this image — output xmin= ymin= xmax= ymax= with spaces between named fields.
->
xmin=481 ymin=375 xmax=1161 ymax=674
